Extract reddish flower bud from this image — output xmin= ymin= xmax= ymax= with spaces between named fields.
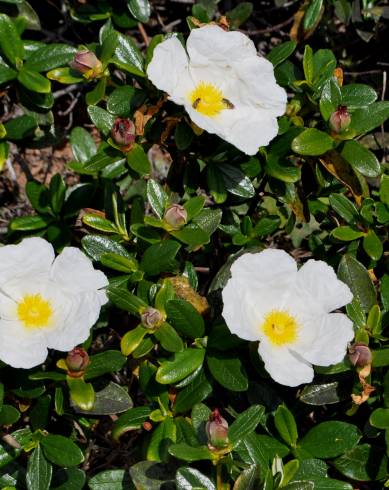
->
xmin=111 ymin=118 xmax=136 ymax=148
xmin=329 ymin=105 xmax=351 ymax=133
xmin=70 ymin=50 xmax=102 ymax=77
xmin=141 ymin=307 xmax=164 ymax=330
xmin=164 ymin=204 xmax=187 ymax=230
xmin=349 ymin=343 xmax=372 ymax=368
xmin=206 ymin=408 xmax=229 ymax=449
xmin=65 ymin=347 xmax=90 ymax=377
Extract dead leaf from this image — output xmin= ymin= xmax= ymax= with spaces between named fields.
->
xmin=167 ymin=276 xmax=209 ymax=315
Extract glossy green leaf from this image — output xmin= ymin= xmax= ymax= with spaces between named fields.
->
xmin=165 ymin=299 xmax=205 ymax=339
xmin=41 ymin=435 xmax=84 ymax=467
xmin=156 ymin=348 xmax=205 ymax=384
xmin=341 ymin=140 xmax=381 ymax=178
xmin=229 ymin=405 xmax=265 ymax=446
xmin=26 ymin=446 xmax=52 ymax=490
xmin=0 ymin=14 xmax=24 ymax=65
xmin=24 ymin=44 xmax=77 ymax=72
xmin=207 ymin=353 xmax=248 ymax=392
xmin=274 ymin=405 xmax=298 ymax=447
xmin=292 ymin=128 xmax=334 ymax=156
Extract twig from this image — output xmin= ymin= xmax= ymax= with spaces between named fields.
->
xmin=242 ymin=16 xmax=294 ymax=35
xmin=5 ymin=158 xmax=17 ymax=183
xmin=138 ymin=22 xmax=150 ymax=46
xmin=343 ymin=70 xmax=382 ymax=76
xmin=53 ymin=84 xmax=80 ymax=99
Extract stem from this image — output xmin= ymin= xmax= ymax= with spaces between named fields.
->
xmin=216 ymin=462 xmax=223 ymax=490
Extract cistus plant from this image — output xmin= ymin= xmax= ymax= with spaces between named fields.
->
xmin=0 ymin=0 xmax=388 ymax=489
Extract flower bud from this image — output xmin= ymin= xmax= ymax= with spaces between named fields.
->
xmin=348 ymin=342 xmax=372 ymax=368
xmin=111 ymin=118 xmax=136 ymax=148
xmin=163 ymin=204 xmax=187 ymax=231
xmin=206 ymin=408 xmax=229 ymax=449
xmin=65 ymin=347 xmax=90 ymax=377
xmin=70 ymin=50 xmax=102 ymax=77
xmin=329 ymin=105 xmax=351 ymax=133
xmin=141 ymin=307 xmax=164 ymax=330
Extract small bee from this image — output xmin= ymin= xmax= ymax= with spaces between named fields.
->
xmin=192 ymin=98 xmax=201 ymax=109
xmin=222 ymin=98 xmax=235 ymax=109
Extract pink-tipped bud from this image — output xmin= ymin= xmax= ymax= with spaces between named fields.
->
xmin=65 ymin=347 xmax=90 ymax=377
xmin=348 ymin=342 xmax=372 ymax=368
xmin=206 ymin=408 xmax=229 ymax=449
xmin=164 ymin=204 xmax=187 ymax=231
xmin=141 ymin=307 xmax=164 ymax=330
xmin=70 ymin=50 xmax=102 ymax=76
xmin=329 ymin=105 xmax=351 ymax=133
xmin=111 ymin=118 xmax=136 ymax=148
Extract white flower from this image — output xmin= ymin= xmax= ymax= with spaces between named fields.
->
xmin=0 ymin=237 xmax=108 ymax=369
xmin=222 ymin=249 xmax=354 ymax=387
xmin=147 ymin=25 xmax=287 ymax=155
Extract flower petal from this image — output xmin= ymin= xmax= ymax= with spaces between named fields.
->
xmin=258 ymin=341 xmax=314 ymax=387
xmin=187 ymin=25 xmax=256 ymax=66
xmin=294 ymin=313 xmax=354 ymax=366
xmin=297 ymin=259 xmax=353 ymax=312
xmin=147 ymin=37 xmax=189 ymax=100
xmin=0 ymin=319 xmax=48 ymax=368
xmin=50 ymin=247 xmax=108 ymax=294
xmin=0 ymin=237 xmax=54 ymax=287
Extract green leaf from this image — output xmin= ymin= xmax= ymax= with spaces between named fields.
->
xmin=299 ymin=382 xmax=343 ymax=405
xmin=24 ymin=44 xmax=77 ymax=72
xmin=165 ymin=300 xmax=205 ymax=338
xmin=207 ymin=353 xmax=248 ymax=392
xmin=299 ymin=421 xmax=361 ymax=458
xmin=121 ymin=325 xmax=148 ymax=356
xmin=233 ymin=465 xmax=261 ymax=490
xmin=363 ymin=229 xmax=383 ymax=261
xmin=126 ymin=143 xmax=150 ymax=176
xmin=82 ymin=235 xmax=131 ymax=262
xmin=141 ymin=240 xmax=181 ymax=276
xmin=333 ymin=444 xmax=387 ymax=481
xmin=100 ymin=30 xmax=118 ymax=66
xmin=89 ymin=469 xmax=132 ymax=490
xmin=107 ymin=286 xmax=147 ymax=314
xmin=341 ymin=140 xmax=381 ymax=178
xmin=265 ymin=154 xmax=301 ymax=183
xmin=26 ymin=446 xmax=52 ymax=490
xmin=370 ymin=408 xmax=389 ymax=429
xmin=174 ymin=371 xmax=212 ymax=414
xmin=51 ymin=468 xmax=86 ymax=490
xmin=292 ymin=128 xmax=334 ymax=156
xmin=235 ymin=433 xmax=289 ymax=467
xmin=0 ymin=14 xmax=24 ymax=66
xmin=83 ymin=214 xmax=117 ymax=233
xmin=340 ymin=84 xmax=377 ymax=109
xmin=380 ymin=174 xmax=389 ymax=206
xmin=381 ymin=274 xmax=389 ymax=311
xmin=218 ymin=163 xmax=255 ymax=198
xmin=303 ymin=45 xmax=314 ymax=84
xmin=350 ymin=101 xmax=389 ymax=135
xmin=229 ymin=405 xmax=265 ymax=446
xmin=101 ymin=253 xmax=138 ymax=273
xmin=174 ymin=121 xmax=194 ymax=150
xmin=274 ymin=405 xmax=298 ymax=447
xmin=331 ymin=226 xmax=364 ymax=241
xmin=146 ymin=179 xmax=168 ymax=220
xmin=47 ymin=67 xmax=83 ymax=84
xmin=85 ymin=350 xmax=127 ymax=380
xmin=303 ymin=0 xmax=323 ymax=30
xmin=168 ymin=443 xmax=212 ymax=462
xmin=74 ymin=382 xmax=132 ymax=416
xmin=87 ymin=106 xmax=116 ymax=136
xmin=226 ymin=2 xmax=253 ymax=28
xmin=0 ymin=56 xmax=17 ymax=84
xmin=0 ymin=404 xmax=20 ymax=425
xmin=184 ymin=196 xmax=205 ymax=220
xmin=112 ymin=406 xmax=151 ymax=441
xmin=10 ymin=215 xmax=52 ymax=231
xmin=129 ymin=461 xmax=175 ymax=489
xmin=372 ymin=348 xmax=389 ymax=367
xmin=267 ymin=41 xmax=296 ymax=67
xmin=127 ymin=0 xmax=151 ymax=23
xmin=147 ymin=417 xmax=176 ymax=462
xmin=86 ymin=77 xmax=106 ymax=105
xmin=329 ymin=193 xmax=359 ymax=224
xmin=67 ymin=376 xmax=95 ymax=411
xmin=107 ymin=86 xmax=136 ymax=117
xmin=70 ymin=127 xmax=97 ymax=163
xmin=176 ymin=467 xmax=215 ymax=490
xmin=41 ymin=435 xmax=84 ymax=467
xmin=154 ymin=323 xmax=184 ymax=353
xmin=156 ymin=348 xmax=205 ymax=384
xmin=113 ymin=32 xmax=144 ymax=77
xmin=4 ymin=114 xmax=37 ymax=139
xmin=320 ymin=77 xmax=341 ymax=121
xmin=338 ymin=254 xmax=377 ymax=312
xmin=49 ymin=174 xmax=66 ymax=214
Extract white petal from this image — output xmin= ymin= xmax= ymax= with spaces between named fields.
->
xmin=187 ymin=25 xmax=256 ymax=66
xmin=297 ymin=259 xmax=353 ymax=312
xmin=0 ymin=237 xmax=54 ymax=288
xmin=50 ymin=247 xmax=108 ymax=294
xmin=147 ymin=37 xmax=189 ymax=99
xmin=294 ymin=313 xmax=354 ymax=366
xmin=258 ymin=342 xmax=314 ymax=387
xmin=0 ymin=319 xmax=48 ymax=368
xmin=231 ymin=57 xmax=287 ymax=117
xmin=185 ymin=101 xmax=280 ymax=155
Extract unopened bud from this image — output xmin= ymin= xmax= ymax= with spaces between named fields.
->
xmin=329 ymin=105 xmax=351 ymax=133
xmin=206 ymin=408 xmax=229 ymax=449
xmin=348 ymin=342 xmax=372 ymax=368
xmin=141 ymin=307 xmax=164 ymax=330
xmin=65 ymin=347 xmax=90 ymax=377
xmin=111 ymin=118 xmax=136 ymax=148
xmin=70 ymin=50 xmax=102 ymax=78
xmin=164 ymin=204 xmax=187 ymax=231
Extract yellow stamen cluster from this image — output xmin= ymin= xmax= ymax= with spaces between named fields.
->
xmin=262 ymin=310 xmax=298 ymax=346
xmin=189 ymin=82 xmax=229 ymax=117
xmin=17 ymin=294 xmax=53 ymax=329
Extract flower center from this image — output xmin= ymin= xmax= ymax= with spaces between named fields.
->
xmin=262 ymin=310 xmax=298 ymax=346
xmin=189 ymin=82 xmax=233 ymax=117
xmin=17 ymin=294 xmax=53 ymax=329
